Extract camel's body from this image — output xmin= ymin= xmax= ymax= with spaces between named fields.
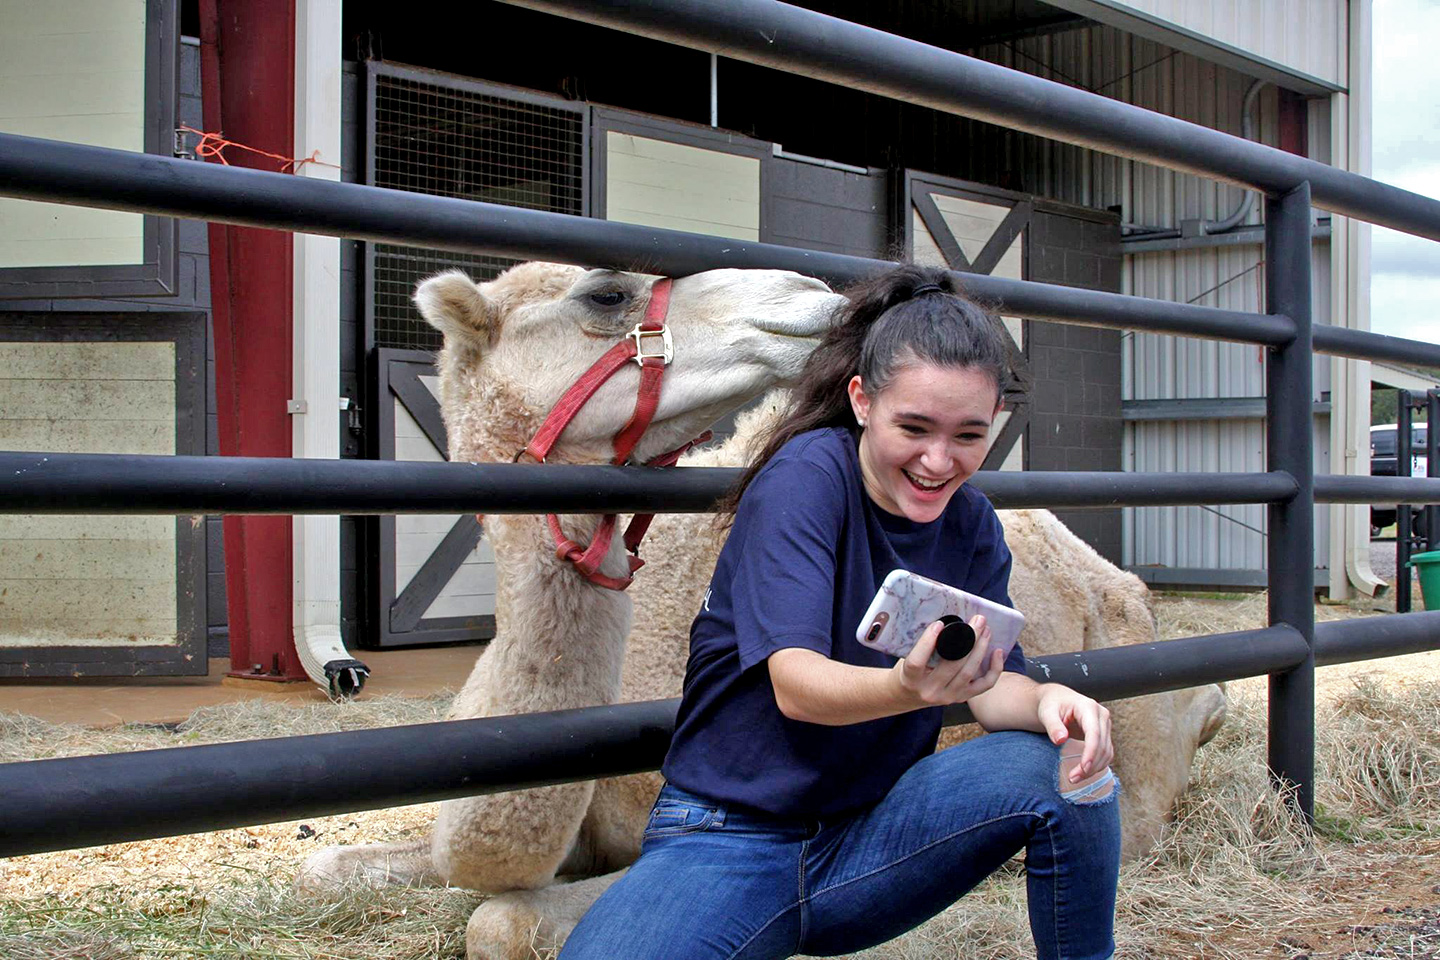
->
xmin=299 ymin=264 xmax=1225 ymax=960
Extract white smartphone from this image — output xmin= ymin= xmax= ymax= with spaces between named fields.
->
xmin=856 ymin=569 xmax=1025 ymax=666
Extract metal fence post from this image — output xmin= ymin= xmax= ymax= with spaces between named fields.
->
xmin=1398 ymin=391 xmax=1415 ymax=611
xmin=1265 ymin=181 xmax=1316 ymax=821
xmin=1428 ymin=390 xmax=1439 ymax=552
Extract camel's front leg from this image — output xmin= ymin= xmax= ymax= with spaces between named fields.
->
xmin=295 ymin=836 xmax=439 ymax=893
xmin=466 ymin=870 xmax=625 ymax=960
xmin=556 ymin=772 xmax=662 ymax=877
xmin=432 ymin=781 xmax=597 ymax=892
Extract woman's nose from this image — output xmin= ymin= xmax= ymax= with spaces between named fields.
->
xmin=921 ymin=442 xmax=952 ymax=474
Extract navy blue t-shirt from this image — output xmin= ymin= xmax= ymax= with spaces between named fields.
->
xmin=660 ymin=426 xmax=1026 ymax=819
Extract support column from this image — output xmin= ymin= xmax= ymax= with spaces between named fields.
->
xmin=1265 ymin=181 xmax=1316 ymax=821
xmin=199 ymin=0 xmax=304 ymax=683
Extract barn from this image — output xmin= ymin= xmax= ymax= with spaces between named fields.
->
xmin=0 ymin=0 xmax=1379 ymax=685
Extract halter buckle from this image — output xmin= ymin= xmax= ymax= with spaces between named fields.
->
xmin=629 ymin=323 xmax=673 ymax=366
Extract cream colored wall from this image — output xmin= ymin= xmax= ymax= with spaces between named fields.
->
xmin=392 ymin=378 xmax=496 ymax=621
xmin=0 ymin=341 xmax=176 ymax=647
xmin=1101 ymin=0 xmax=1345 ymax=87
xmin=605 ymin=132 xmax=760 ymax=241
xmin=0 ymin=0 xmax=147 ymax=268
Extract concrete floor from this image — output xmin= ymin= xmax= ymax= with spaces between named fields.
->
xmin=0 ymin=645 xmax=484 ymax=727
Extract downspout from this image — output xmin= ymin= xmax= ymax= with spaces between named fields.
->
xmin=1122 ymin=80 xmax=1265 ymax=239
xmin=293 ymin=0 xmax=368 ymax=698
xmin=200 ymin=0 xmax=366 ymax=695
xmin=1342 ymin=0 xmax=1385 ymax=598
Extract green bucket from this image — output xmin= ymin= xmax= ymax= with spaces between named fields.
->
xmin=1406 ymin=550 xmax=1440 ymax=610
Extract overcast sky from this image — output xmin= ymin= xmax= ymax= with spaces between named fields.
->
xmin=1370 ymin=0 xmax=1440 ymax=344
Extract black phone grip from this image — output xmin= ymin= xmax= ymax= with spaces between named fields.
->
xmin=935 ymin=615 xmax=976 ymax=661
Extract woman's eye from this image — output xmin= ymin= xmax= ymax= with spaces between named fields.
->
xmin=589 ymin=290 xmax=627 ymax=307
xmin=900 ymin=424 xmax=925 ymax=435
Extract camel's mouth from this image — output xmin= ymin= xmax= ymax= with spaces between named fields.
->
xmin=746 ymin=315 xmax=835 ymax=340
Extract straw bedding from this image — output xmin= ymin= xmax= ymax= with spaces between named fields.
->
xmin=3 ymin=597 xmax=1439 ymax=958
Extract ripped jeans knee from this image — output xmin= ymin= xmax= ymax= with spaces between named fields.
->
xmin=1058 ymin=745 xmax=1117 ymax=804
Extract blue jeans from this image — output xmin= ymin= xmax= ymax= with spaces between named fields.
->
xmin=560 ymin=730 xmax=1121 ymax=960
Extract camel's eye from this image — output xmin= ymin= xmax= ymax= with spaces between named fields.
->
xmin=589 ymin=290 xmax=627 ymax=307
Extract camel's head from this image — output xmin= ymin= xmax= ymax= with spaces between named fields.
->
xmin=414 ymin=262 xmax=844 ymax=464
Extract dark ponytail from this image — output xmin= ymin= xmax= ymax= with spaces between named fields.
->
xmin=718 ymin=264 xmax=1020 ymax=522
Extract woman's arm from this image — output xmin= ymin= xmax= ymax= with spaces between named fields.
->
xmin=968 ymin=675 xmax=1115 ymax=782
xmin=768 ymin=616 xmax=1006 ymax=726
xmin=768 ymin=609 xmax=1114 ymax=781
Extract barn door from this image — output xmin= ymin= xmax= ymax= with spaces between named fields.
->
xmin=902 ymin=173 xmax=1032 ymax=471
xmin=371 ymin=350 xmax=496 ymax=648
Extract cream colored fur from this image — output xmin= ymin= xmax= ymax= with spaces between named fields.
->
xmin=297 ymin=265 xmax=1225 ymax=960
xmin=296 ymin=262 xmax=846 ymax=958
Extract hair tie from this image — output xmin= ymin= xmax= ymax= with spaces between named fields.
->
xmin=911 ymin=283 xmax=944 ymax=297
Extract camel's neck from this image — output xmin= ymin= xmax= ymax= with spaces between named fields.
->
xmin=457 ymin=512 xmax=634 ymax=718
xmin=437 ymin=371 xmax=651 ymax=719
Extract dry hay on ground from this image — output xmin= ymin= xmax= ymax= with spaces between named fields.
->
xmin=2 ymin=597 xmax=1440 ymax=958
xmin=0 ymin=695 xmax=476 ymax=959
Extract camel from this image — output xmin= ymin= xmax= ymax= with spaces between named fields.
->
xmin=298 ymin=263 xmax=1226 ymax=960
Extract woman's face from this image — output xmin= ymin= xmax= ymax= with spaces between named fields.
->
xmin=848 ymin=362 xmax=1002 ymax=523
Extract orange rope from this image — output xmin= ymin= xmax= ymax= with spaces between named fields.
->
xmin=179 ymin=124 xmax=340 ymax=173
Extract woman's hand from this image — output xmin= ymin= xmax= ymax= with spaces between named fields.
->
xmin=1036 ymin=685 xmax=1114 ymax=783
xmin=893 ymin=614 xmax=1005 ymax=708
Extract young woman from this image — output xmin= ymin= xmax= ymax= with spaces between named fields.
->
xmin=560 ymin=265 xmax=1122 ymax=960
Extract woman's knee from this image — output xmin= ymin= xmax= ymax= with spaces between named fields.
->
xmin=1058 ymin=745 xmax=1117 ymax=805
xmin=953 ymin=731 xmax=1120 ymax=812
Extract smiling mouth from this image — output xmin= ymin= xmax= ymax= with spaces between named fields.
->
xmin=903 ymin=469 xmax=951 ymax=492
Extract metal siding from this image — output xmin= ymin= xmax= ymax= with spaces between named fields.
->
xmin=977 ymin=23 xmax=1338 ymax=577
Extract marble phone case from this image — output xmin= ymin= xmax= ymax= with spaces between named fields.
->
xmin=856 ymin=569 xmax=1025 ymax=665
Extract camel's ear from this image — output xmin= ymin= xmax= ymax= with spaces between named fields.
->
xmin=413 ymin=270 xmax=498 ymax=353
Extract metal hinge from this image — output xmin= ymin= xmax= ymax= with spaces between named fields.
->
xmin=342 ymin=396 xmax=363 ymax=434
xmin=173 ymin=128 xmax=194 ymax=160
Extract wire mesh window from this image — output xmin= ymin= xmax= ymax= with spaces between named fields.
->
xmin=368 ymin=68 xmax=586 ymax=350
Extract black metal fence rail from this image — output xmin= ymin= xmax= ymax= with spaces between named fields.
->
xmin=0 ymin=451 xmax=1327 ymax=513
xmin=1 ymin=0 xmax=1439 ymax=847
xmin=6 ymin=130 xmax=1438 ymax=371
xmin=5 ymin=610 xmax=1438 ymax=861
xmin=10 ymin=450 xmax=1440 ymax=514
xmin=0 ymin=131 xmax=1291 ymax=345
xmin=502 ymin=0 xmax=1440 ymax=244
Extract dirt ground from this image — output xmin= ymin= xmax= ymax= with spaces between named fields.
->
xmin=1168 ymin=593 xmax=1440 ymax=959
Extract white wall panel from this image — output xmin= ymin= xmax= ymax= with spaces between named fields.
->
xmin=0 ymin=0 xmax=145 ymax=267
xmin=0 ymin=341 xmax=175 ymax=647
xmin=605 ymin=132 xmax=760 ymax=241
xmin=391 ymin=396 xmax=495 ymax=618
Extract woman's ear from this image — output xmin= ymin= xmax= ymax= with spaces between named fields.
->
xmin=847 ymin=375 xmax=871 ymax=427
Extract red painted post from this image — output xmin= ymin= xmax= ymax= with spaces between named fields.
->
xmin=199 ymin=0 xmax=306 ymax=682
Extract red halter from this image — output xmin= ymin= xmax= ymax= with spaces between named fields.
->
xmin=512 ymin=277 xmax=710 ymax=591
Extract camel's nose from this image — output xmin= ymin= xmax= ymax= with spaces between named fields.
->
xmin=790 ymin=273 xmax=834 ymax=294
xmin=1197 ymin=686 xmax=1227 ymax=746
